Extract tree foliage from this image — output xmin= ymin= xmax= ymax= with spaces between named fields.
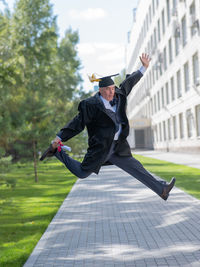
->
xmin=0 ymin=0 xmax=89 ymax=181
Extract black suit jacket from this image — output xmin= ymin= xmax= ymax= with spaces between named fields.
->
xmin=57 ymin=70 xmax=143 ymax=174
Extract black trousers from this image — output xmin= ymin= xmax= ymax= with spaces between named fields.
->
xmin=55 ymin=142 xmax=165 ymax=197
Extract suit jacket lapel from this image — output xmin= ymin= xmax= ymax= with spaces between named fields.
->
xmin=94 ymin=92 xmax=117 ymax=124
xmin=94 ymin=92 xmax=106 ymax=111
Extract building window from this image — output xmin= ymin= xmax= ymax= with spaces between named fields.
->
xmin=163 ymin=121 xmax=166 ymax=140
xmin=157 ymin=19 xmax=161 ymax=42
xmin=142 ymin=26 xmax=144 ymax=41
xmin=163 ymin=47 xmax=167 ymax=71
xmin=161 ymin=87 xmax=164 ymax=107
xmin=149 ymin=72 xmax=152 ymax=88
xmin=186 ymin=109 xmax=193 ymax=138
xmin=181 ymin=15 xmax=187 ymax=47
xmin=154 ymin=28 xmax=157 ymax=50
xmin=166 ymin=82 xmax=169 ymax=104
xmin=152 ymin=0 xmax=155 ymax=15
xmin=148 ymin=103 xmax=150 ymax=118
xmin=162 ymin=9 xmax=165 ymax=35
xmin=190 ymin=1 xmax=197 ymax=37
xmin=159 ymin=122 xmax=162 ymax=141
xmin=145 ymin=103 xmax=147 ymax=118
xmin=175 ymin=34 xmax=180 ymax=56
xmin=170 ymin=76 xmax=175 ymax=101
xmin=157 ymin=91 xmax=160 ymax=110
xmin=150 ymin=98 xmax=153 ymax=115
xmin=177 ymin=70 xmax=182 ymax=98
xmin=144 ymin=21 xmax=146 ymax=36
xmin=152 ymin=68 xmax=155 ymax=85
xmin=159 ymin=59 xmax=163 ymax=76
xmin=150 ymin=35 xmax=153 ymax=54
xmin=154 ymin=124 xmax=158 ymax=142
xmin=155 ymin=63 xmax=159 ymax=80
xmin=147 ymin=74 xmax=150 ymax=90
xmin=148 ymin=41 xmax=150 ymax=54
xmin=168 ymin=38 xmax=173 ymax=63
xmin=173 ymin=116 xmax=177 ymax=139
xmin=173 ymin=0 xmax=177 ymax=9
xmin=149 ymin=6 xmax=152 ymax=24
xmin=179 ymin=113 xmax=184 ymax=138
xmin=195 ymin=104 xmax=200 ymax=136
xmin=168 ymin=118 xmax=171 ymax=140
xmin=184 ymin=62 xmax=190 ymax=92
xmin=166 ymin=0 xmax=171 ymax=24
xmin=154 ymin=95 xmax=157 ymax=113
xmin=192 ymin=52 xmax=199 ymax=86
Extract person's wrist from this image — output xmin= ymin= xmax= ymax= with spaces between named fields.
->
xmin=139 ymin=65 xmax=146 ymax=75
xmin=143 ymin=63 xmax=148 ymax=68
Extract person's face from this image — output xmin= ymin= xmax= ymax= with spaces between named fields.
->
xmin=99 ymin=85 xmax=115 ymax=101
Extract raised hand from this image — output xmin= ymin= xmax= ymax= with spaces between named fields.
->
xmin=139 ymin=53 xmax=151 ymax=69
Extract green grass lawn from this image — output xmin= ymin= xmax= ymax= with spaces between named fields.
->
xmin=1 ymin=155 xmax=200 ymax=267
xmin=0 ymin=159 xmax=77 ymax=267
xmin=133 ymin=154 xmax=200 ymax=200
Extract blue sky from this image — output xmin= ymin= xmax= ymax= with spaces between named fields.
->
xmin=0 ymin=0 xmax=139 ymax=91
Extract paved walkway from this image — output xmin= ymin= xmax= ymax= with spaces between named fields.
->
xmin=133 ymin=150 xmax=200 ymax=169
xmin=24 ymin=165 xmax=200 ymax=267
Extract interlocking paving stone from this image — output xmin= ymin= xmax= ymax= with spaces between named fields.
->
xmin=24 ymin=166 xmax=200 ymax=266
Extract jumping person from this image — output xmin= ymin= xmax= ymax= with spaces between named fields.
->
xmin=40 ymin=53 xmax=176 ymax=201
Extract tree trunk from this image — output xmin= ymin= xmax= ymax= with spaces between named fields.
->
xmin=33 ymin=140 xmax=38 ymax=183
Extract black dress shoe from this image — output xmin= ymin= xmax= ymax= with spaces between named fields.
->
xmin=161 ymin=177 xmax=176 ymax=201
xmin=40 ymin=144 xmax=57 ymax=161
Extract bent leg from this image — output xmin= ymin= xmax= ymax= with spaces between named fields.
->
xmin=109 ymin=154 xmax=165 ymax=196
xmin=55 ymin=150 xmax=92 ymax=178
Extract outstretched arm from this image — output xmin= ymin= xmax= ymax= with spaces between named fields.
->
xmin=54 ymin=100 xmax=96 ymax=143
xmin=120 ymin=53 xmax=151 ymax=96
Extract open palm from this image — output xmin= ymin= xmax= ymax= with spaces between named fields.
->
xmin=140 ymin=53 xmax=151 ymax=68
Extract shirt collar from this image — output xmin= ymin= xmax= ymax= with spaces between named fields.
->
xmin=100 ymin=95 xmax=110 ymax=105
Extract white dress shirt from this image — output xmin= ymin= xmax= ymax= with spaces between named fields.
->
xmin=100 ymin=95 xmax=122 ymax=140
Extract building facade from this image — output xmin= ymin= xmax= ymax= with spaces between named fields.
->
xmin=126 ymin=0 xmax=200 ymax=152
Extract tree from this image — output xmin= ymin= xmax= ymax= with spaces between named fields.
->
xmin=50 ymin=28 xmax=90 ymax=156
xmin=114 ymin=68 xmax=126 ymax=87
xmin=0 ymin=0 xmax=88 ymax=182
xmin=7 ymin=0 xmax=59 ymax=181
xmin=0 ymin=6 xmax=22 ymax=152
